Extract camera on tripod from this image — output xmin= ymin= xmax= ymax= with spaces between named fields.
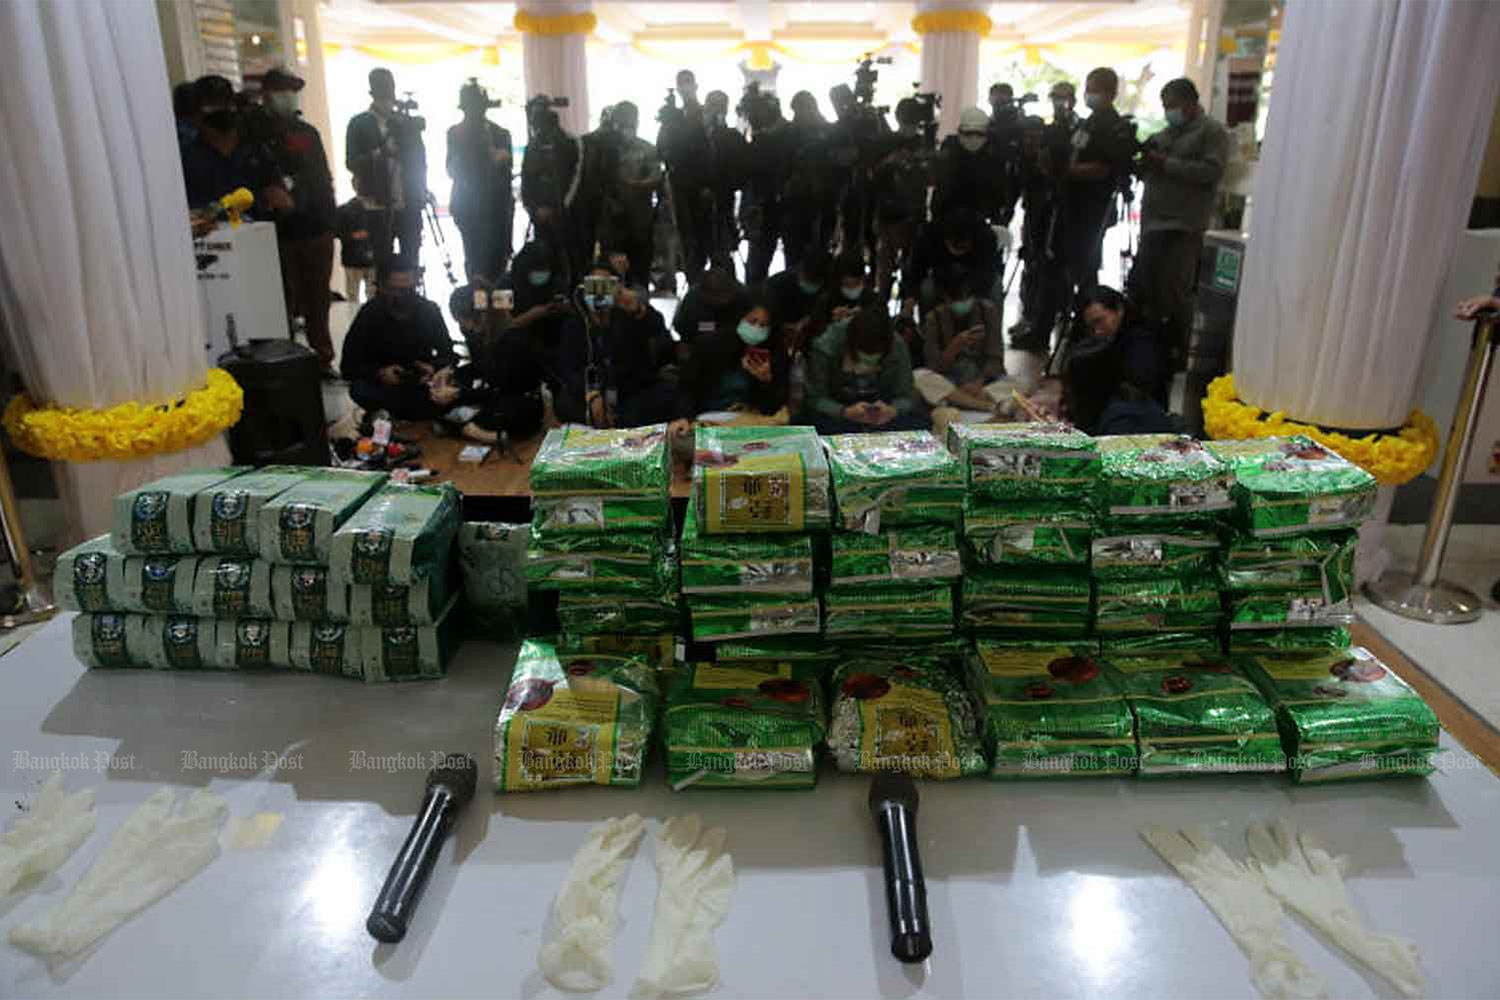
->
xmin=525 ymin=93 xmax=570 ymax=131
xmin=853 ymin=53 xmax=893 ymax=107
xmin=392 ymin=92 xmax=426 ymax=133
xmin=907 ymin=86 xmax=942 ymax=150
xmin=460 ymin=78 xmax=501 ymax=112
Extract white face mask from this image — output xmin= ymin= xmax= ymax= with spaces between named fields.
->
xmin=267 ymin=92 xmax=299 ymax=116
xmin=958 ymin=134 xmax=986 ymax=153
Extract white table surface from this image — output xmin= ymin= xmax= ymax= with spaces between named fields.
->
xmin=3 ymin=615 xmax=1498 ymax=1000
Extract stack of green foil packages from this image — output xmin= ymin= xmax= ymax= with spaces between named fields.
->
xmin=686 ymin=426 xmax=828 ymax=643
xmin=1093 ymin=435 xmax=1233 ymax=652
xmin=663 ymin=659 xmax=828 ymax=790
xmin=827 ymin=652 xmax=987 ymax=779
xmin=965 ymin=640 xmax=1135 ymax=778
xmin=527 ymin=425 xmax=679 ymax=636
xmin=1209 ymin=437 xmax=1373 ymax=654
xmin=66 ymin=466 xmax=474 ymax=682
xmin=1238 ymin=647 xmax=1439 ymax=783
xmin=961 ymin=565 xmax=1092 ymax=635
xmin=822 ymin=431 xmax=961 ymax=642
xmin=1105 ymin=652 xmax=1284 ymax=776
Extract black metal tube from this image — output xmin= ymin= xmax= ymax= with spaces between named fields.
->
xmin=366 ymin=786 xmax=456 ymax=943
xmin=875 ymin=801 xmax=932 ymax=963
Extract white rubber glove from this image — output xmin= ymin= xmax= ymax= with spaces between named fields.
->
xmin=0 ymin=772 xmax=96 ymax=896
xmin=538 ymin=814 xmax=647 ymax=992
xmin=1248 ymin=819 xmax=1424 ymax=998
xmin=1142 ymin=826 xmax=1327 ymax=1000
xmin=630 ymin=815 xmax=735 ymax=999
xmin=9 ymin=787 xmax=227 ymax=960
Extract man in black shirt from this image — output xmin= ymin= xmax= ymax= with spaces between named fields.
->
xmin=446 ymin=79 xmax=515 ymax=282
xmin=520 ymin=97 xmax=584 ymax=286
xmin=579 ymin=263 xmax=677 ymax=427
xmin=658 ymin=70 xmax=713 ymax=279
xmin=181 ymin=75 xmax=288 ymax=214
xmin=344 ymin=68 xmax=426 ymax=263
xmin=340 ymin=258 xmax=457 ymax=420
xmin=672 ymin=267 xmax=750 ymax=347
xmin=741 ymin=91 xmax=793 ymax=283
xmin=764 ymin=246 xmax=832 ymax=350
xmin=1058 ymin=67 xmax=1136 ymax=297
xmin=902 ymin=211 xmax=999 ymax=319
xmin=703 ymin=90 xmax=746 ymax=273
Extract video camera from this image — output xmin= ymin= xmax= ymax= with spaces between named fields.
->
xmin=853 ymin=53 xmax=893 ymax=107
xmin=907 ymin=86 xmax=942 ymax=150
xmin=460 ymin=78 xmax=501 ymax=112
xmin=737 ymin=81 xmax=780 ymax=131
xmin=392 ymin=92 xmax=426 ymax=134
xmin=525 ymin=93 xmax=570 ymax=133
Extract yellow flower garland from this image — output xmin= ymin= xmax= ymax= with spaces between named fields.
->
xmin=911 ymin=9 xmax=994 ymax=36
xmin=513 ymin=9 xmax=597 ymax=37
xmin=1203 ymin=374 xmax=1438 ymax=486
xmin=3 ymin=368 xmax=244 ymax=463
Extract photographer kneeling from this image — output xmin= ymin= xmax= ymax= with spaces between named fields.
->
xmin=1061 ymin=285 xmax=1174 ymax=435
xmin=340 ymin=257 xmax=458 ymax=420
xmin=579 ymin=261 xmax=677 ymax=427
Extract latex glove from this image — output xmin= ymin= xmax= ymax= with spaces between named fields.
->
xmin=0 ymin=772 xmax=96 ymax=896
xmin=631 ymin=815 xmax=735 ymax=999
xmin=10 ymin=787 xmax=227 ymax=960
xmin=538 ymin=814 xmax=647 ymax=992
xmin=1248 ymin=820 xmax=1424 ymax=998
xmin=1142 ymin=826 xmax=1327 ymax=1000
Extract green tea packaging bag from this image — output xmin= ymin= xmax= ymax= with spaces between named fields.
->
xmin=711 ymin=637 xmax=838 ymax=668
xmin=960 ymin=565 xmax=1093 ymax=633
xmin=55 ymin=535 xmax=126 ymax=612
xmin=961 ymin=499 xmax=1093 ymax=565
xmin=113 ymin=467 xmax=248 ymax=554
xmin=1221 ymin=529 xmax=1357 ymax=602
xmin=1094 ymin=574 xmax=1223 ymax=633
xmin=328 ymin=483 xmax=460 ymax=586
xmin=830 ymin=525 xmax=961 ymax=585
xmin=349 ymin=565 xmax=456 ymax=627
xmin=191 ymin=465 xmax=316 ymax=555
xmin=827 ymin=657 xmax=988 ymax=778
xmin=681 ymin=502 xmax=816 ymax=595
xmin=289 ymin=621 xmax=363 ymax=678
xmin=557 ymin=588 xmax=681 ymax=636
xmin=129 ymin=615 xmax=217 ymax=670
xmin=1090 ymin=529 xmax=1221 ymax=579
xmin=1097 ymin=434 xmax=1234 ymax=522
xmin=190 ymin=556 xmax=274 ymax=619
xmin=258 ymin=468 xmax=388 ymax=565
xmin=211 ymin=618 xmax=293 ymax=670
xmin=530 ymin=424 xmax=670 ymax=532
xmin=823 ymin=582 xmax=955 ymax=639
xmin=687 ymin=592 xmax=822 ymax=642
xmin=271 ymin=564 xmax=350 ymax=622
xmin=823 ymin=430 xmax=962 ymax=533
xmin=357 ymin=597 xmax=459 ymax=683
xmin=691 ymin=425 xmax=832 ymax=534
xmin=72 ymin=612 xmax=138 ymax=668
xmin=1207 ymin=437 xmax=1377 ymax=537
xmin=526 ymin=524 xmax=670 ymax=594
xmin=558 ymin=633 xmax=678 ymax=676
xmin=945 ymin=422 xmax=1099 ymax=500
xmin=111 ymin=555 xmax=200 ymax=614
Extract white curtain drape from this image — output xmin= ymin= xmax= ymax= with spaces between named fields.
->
xmin=919 ymin=30 xmax=980 ymax=138
xmin=0 ymin=0 xmax=230 ymax=542
xmin=1232 ymin=0 xmax=1500 ymax=430
xmin=519 ymin=1 xmax=592 ymax=135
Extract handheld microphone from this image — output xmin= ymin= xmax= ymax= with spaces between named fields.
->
xmin=366 ymin=753 xmax=477 ymax=943
xmin=868 ymin=771 xmax=932 ymax=964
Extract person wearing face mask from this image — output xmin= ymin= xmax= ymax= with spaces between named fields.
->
xmin=914 ymin=267 xmax=1007 ymax=415
xmin=1132 ymin=77 xmax=1229 ymax=373
xmin=1010 ymin=81 xmax=1083 ymax=351
xmin=578 ymin=262 xmax=676 ymax=427
xmin=446 ymin=79 xmax=514 ymax=283
xmin=339 ymin=258 xmax=459 ymax=420
xmin=1062 ymin=285 xmax=1173 ymax=434
xmin=871 ymin=97 xmax=934 ymax=303
xmin=803 ymin=303 xmax=920 ymax=434
xmin=809 ymin=252 xmax=881 ymax=339
xmin=703 ymin=89 xmax=747 ymax=273
xmin=598 ymin=102 xmax=662 ymax=291
xmin=902 ymin=210 xmax=1000 ymax=320
xmin=931 ymin=107 xmax=1007 ymax=231
xmin=345 ymin=68 xmax=427 ymax=263
xmin=657 ymin=70 xmax=714 ymax=280
xmin=673 ymin=267 xmax=750 ymax=347
xmin=181 ymin=75 xmax=288 ymax=215
xmin=672 ymin=293 xmax=789 ymax=434
xmin=764 ymin=246 xmax=833 ymax=350
xmin=1054 ymin=68 xmax=1137 ymax=305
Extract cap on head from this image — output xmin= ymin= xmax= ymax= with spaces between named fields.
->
xmin=459 ymin=79 xmax=490 ymax=110
xmin=262 ymin=66 xmax=304 ymax=93
xmin=958 ymin=106 xmax=989 ymax=133
xmin=193 ymin=74 xmax=235 ymax=110
xmin=369 ymin=67 xmax=395 ymax=97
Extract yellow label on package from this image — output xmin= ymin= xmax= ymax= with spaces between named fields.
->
xmin=693 ymin=661 xmax=792 ymax=689
xmin=978 ymin=645 xmax=1075 ymax=676
xmin=860 ymin=685 xmax=959 ymax=778
xmin=706 ymin=454 xmax=805 ymax=532
xmin=1258 ymin=647 xmax=1372 ymax=680
xmin=504 ymin=685 xmax=624 ymax=788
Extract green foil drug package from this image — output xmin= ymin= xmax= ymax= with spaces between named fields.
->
xmin=258 ymin=468 xmax=388 ymax=565
xmin=559 ymin=633 xmax=678 ymax=676
xmin=557 ymin=588 xmax=682 ymax=636
xmin=960 ymin=565 xmax=1092 ymax=634
xmin=529 ymin=425 xmax=670 ymax=532
xmin=828 ymin=657 xmax=987 ymax=779
xmin=189 ymin=556 xmax=275 ymax=619
xmin=72 ymin=612 xmax=139 ymax=669
xmin=289 ymin=621 xmax=364 ymax=678
xmin=457 ymin=522 xmax=528 ymax=636
xmin=192 ymin=465 xmax=316 ymax=556
xmin=329 ymin=483 xmax=460 ymax=587
xmin=1105 ymin=652 xmax=1284 ymax=776
xmin=113 ymin=555 xmax=200 ymax=615
xmin=1237 ymin=647 xmax=1438 ymax=783
xmin=823 ymin=430 xmax=962 ymax=533
xmin=1090 ymin=530 xmax=1220 ymax=580
xmin=966 ymin=641 xmax=1136 ymax=778
xmin=211 ymin=619 xmax=293 ymax=670
xmin=688 ymin=592 xmax=821 ymax=642
xmin=55 ymin=535 xmax=126 ymax=613
xmin=1097 ymin=435 xmax=1234 ymax=522
xmin=271 ymin=564 xmax=350 ymax=623
xmin=1229 ymin=626 xmax=1352 ymax=654
xmin=113 ymin=467 xmax=249 ymax=554
xmin=945 ymin=422 xmax=1100 ymax=501
xmin=1221 ymin=529 xmax=1356 ymax=603
xmin=681 ymin=502 xmax=816 ymax=595
xmin=712 ymin=637 xmax=839 ymax=669
xmin=691 ymin=425 xmax=832 ymax=534
xmin=961 ymin=499 xmax=1093 ymax=566
xmin=349 ymin=565 xmax=457 ymax=627
xmin=1100 ymin=632 xmax=1224 ymax=656
xmin=493 ymin=639 xmax=659 ymax=792
xmin=129 ymin=614 xmax=218 ymax=671
xmin=1207 ymin=436 xmax=1378 ymax=537
xmin=526 ymin=523 xmax=672 ymax=595
xmin=1094 ymin=573 xmax=1222 ymax=633
xmin=830 ymin=525 xmax=961 ymax=585
xmin=824 ymin=582 xmax=955 ymax=639
xmin=664 ymin=660 xmax=828 ymax=790
xmin=1228 ymin=588 xmax=1355 ymax=633
xmin=357 ymin=597 xmax=460 ymax=683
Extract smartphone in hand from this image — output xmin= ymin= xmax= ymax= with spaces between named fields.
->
xmin=745 ymin=347 xmax=771 ymax=367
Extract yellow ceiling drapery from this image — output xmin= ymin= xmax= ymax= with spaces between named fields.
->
xmin=911 ymin=9 xmax=993 ymax=37
xmin=513 ymin=10 xmax=597 ymax=37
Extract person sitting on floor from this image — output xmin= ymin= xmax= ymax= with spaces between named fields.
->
xmin=1062 ymin=284 xmax=1175 ymax=434
xmin=764 ymin=246 xmax=833 ymax=352
xmin=499 ymin=240 xmax=590 ymax=424
xmin=340 ymin=256 xmax=458 ymax=420
xmin=672 ymin=266 xmax=750 ymax=347
xmin=802 ymin=305 xmax=922 ymax=435
xmin=670 ymin=291 xmax=789 ymax=443
xmin=579 ymin=260 xmax=678 ymax=427
xmin=914 ymin=267 xmax=1009 ymax=417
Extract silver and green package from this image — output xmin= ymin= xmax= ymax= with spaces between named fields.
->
xmin=557 ymin=587 xmax=681 ymax=636
xmin=1229 ymin=626 xmax=1352 ymax=653
xmin=1221 ymin=529 xmax=1356 ymax=602
xmin=457 ymin=522 xmax=528 ymax=636
xmin=664 ymin=660 xmax=827 ymax=790
xmin=1106 ymin=652 xmax=1284 ymax=776
xmin=329 ymin=483 xmax=460 ymax=586
xmin=1238 ymin=647 xmax=1438 ymax=783
xmin=691 ymin=425 xmax=832 ymax=534
xmin=1090 ymin=530 xmax=1220 ymax=580
xmin=830 ymin=526 xmax=961 ymax=585
xmin=1097 ymin=434 xmax=1234 ymax=522
xmin=289 ymin=621 xmax=363 ymax=678
xmin=191 ymin=465 xmax=316 ymax=555
xmin=688 ymin=592 xmax=821 ymax=642
xmin=56 ymin=535 xmax=126 ymax=613
xmin=72 ymin=612 xmax=139 ymax=669
xmin=832 ymin=636 xmax=969 ymax=671
xmin=967 ymin=641 xmax=1135 ymax=778
xmin=824 ymin=582 xmax=955 ymax=639
xmin=358 ymin=597 xmax=460 ymax=683
xmin=189 ymin=556 xmax=274 ymax=619
xmin=960 ymin=566 xmax=1092 ymax=633
xmin=112 ymin=555 xmax=200 ymax=615
xmin=1207 ymin=437 xmax=1378 ymax=537
xmin=1228 ymin=588 xmax=1354 ymax=632
xmin=961 ymin=499 xmax=1093 ymax=566
xmin=713 ymin=636 xmax=838 ymax=668
xmin=349 ymin=567 xmax=456 ymax=627
xmin=945 ymin=422 xmax=1099 ymax=501
xmin=526 ymin=524 xmax=673 ymax=594
xmin=211 ymin=618 xmax=292 ymax=670
xmin=558 ymin=633 xmax=677 ymax=675
xmin=828 ymin=657 xmax=987 ymax=778
xmin=823 ymin=431 xmax=962 ymax=533
xmin=681 ymin=502 xmax=815 ymax=594
xmin=271 ymin=564 xmax=350 ymax=623
xmin=1094 ymin=574 xmax=1222 ymax=633
xmin=493 ymin=639 xmax=659 ymax=792
xmin=129 ymin=614 xmax=217 ymax=670
xmin=113 ymin=467 xmax=248 ymax=554
xmin=257 ymin=468 xmax=388 ymax=565
xmin=529 ymin=424 xmax=670 ymax=532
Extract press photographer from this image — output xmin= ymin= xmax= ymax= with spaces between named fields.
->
xmin=703 ymin=89 xmax=746 ymax=272
xmin=519 ymin=93 xmax=582 ymax=285
xmin=1011 ymin=81 xmax=1081 ymax=351
xmin=344 ymin=68 xmax=427 ymax=262
xmin=870 ymin=93 xmax=938 ymax=301
xmin=445 ymin=79 xmax=514 ymax=282
xmin=598 ymin=101 xmax=663 ymax=289
xmin=739 ymin=84 xmax=793 ymax=282
xmin=657 ymin=69 xmax=713 ymax=278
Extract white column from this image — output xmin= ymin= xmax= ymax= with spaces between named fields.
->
xmin=914 ymin=3 xmax=987 ymax=136
xmin=292 ymin=0 xmax=333 ymax=154
xmin=1230 ymin=0 xmax=1500 ymax=430
xmin=517 ymin=1 xmax=592 ymax=135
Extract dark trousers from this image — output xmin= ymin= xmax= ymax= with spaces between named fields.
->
xmin=455 ymin=209 xmax=513 ymax=282
xmin=393 ymin=207 xmax=422 ymax=261
xmin=1130 ymin=228 xmax=1203 ymax=371
xmin=672 ymin=181 xmax=712 ymax=276
xmin=279 ymin=233 xmax=335 ymax=365
xmin=617 ymin=382 xmax=677 ymax=427
xmin=349 ymin=378 xmax=443 ymax=421
xmin=745 ymin=204 xmax=780 ymax=284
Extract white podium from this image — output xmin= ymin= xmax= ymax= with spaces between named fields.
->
xmin=194 ymin=220 xmax=288 ymax=361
